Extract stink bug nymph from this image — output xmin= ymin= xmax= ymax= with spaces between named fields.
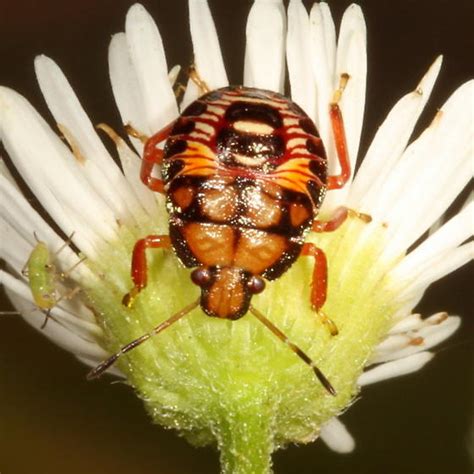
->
xmin=88 ymin=73 xmax=370 ymax=395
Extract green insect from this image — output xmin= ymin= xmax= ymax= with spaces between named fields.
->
xmin=22 ymin=234 xmax=81 ymax=328
xmin=25 ymin=241 xmax=57 ymax=314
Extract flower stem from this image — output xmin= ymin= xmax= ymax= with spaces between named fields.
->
xmin=215 ymin=396 xmax=275 ymax=474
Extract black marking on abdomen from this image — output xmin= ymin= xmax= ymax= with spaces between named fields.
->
xmin=306 ymin=138 xmax=326 ymax=160
xmin=164 ymin=139 xmax=187 ymax=159
xmin=182 ymin=101 xmax=207 ymax=117
xmin=216 ymin=128 xmax=284 ymax=162
xmin=171 ymin=118 xmax=195 ymax=136
xmin=307 ymin=180 xmax=326 ymax=209
xmin=308 ymin=158 xmax=327 ymax=184
xmin=225 ymin=101 xmax=283 ymax=129
xmin=163 ymin=159 xmax=185 ymax=182
xmin=299 ymin=118 xmax=320 ymax=137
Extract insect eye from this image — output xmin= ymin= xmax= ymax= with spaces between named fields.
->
xmin=247 ymin=276 xmax=265 ymax=294
xmin=191 ymin=268 xmax=212 ymax=287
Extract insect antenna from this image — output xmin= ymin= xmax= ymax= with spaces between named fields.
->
xmin=87 ymin=298 xmax=200 ymax=380
xmin=249 ymin=305 xmax=336 ymax=396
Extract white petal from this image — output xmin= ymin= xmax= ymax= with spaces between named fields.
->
xmin=181 ymin=0 xmax=229 ymax=111
xmin=188 ymin=0 xmax=228 ymax=89
xmin=365 ymin=118 xmax=436 ymax=223
xmin=34 ymin=55 xmax=143 ymax=224
xmin=390 ymin=202 xmax=473 ymax=284
xmin=388 ymin=312 xmax=448 ymax=335
xmin=335 ymin=4 xmax=367 ymax=164
xmin=320 ymin=417 xmax=355 ymax=453
xmin=108 ymin=32 xmax=150 ymax=151
xmin=287 ymin=0 xmax=316 ymax=120
xmin=359 ymin=352 xmax=434 ymax=386
xmin=114 ymin=140 xmax=155 ymax=215
xmin=381 ymin=81 xmax=473 ymax=256
xmin=4 ymin=278 xmax=108 ymax=360
xmin=370 ymin=316 xmax=460 ymax=364
xmin=125 ymin=4 xmax=178 ymax=132
xmin=244 ymin=0 xmax=286 ymax=92
xmin=96 ymin=124 xmax=161 ymax=221
xmin=168 ymin=65 xmax=181 ymax=87
xmin=309 ymin=2 xmax=336 ymax=151
xmin=1 ymin=223 xmax=29 ymax=272
xmin=348 ymin=57 xmax=443 ymax=210
xmin=337 ymin=9 xmax=366 ymax=159
xmin=0 ymin=87 xmax=118 ymax=256
xmin=0 ymin=159 xmax=19 ymax=189
xmin=0 ymin=180 xmax=50 ymax=253
xmin=336 ymin=4 xmax=366 ymax=165
xmin=396 ymin=243 xmax=473 ymax=303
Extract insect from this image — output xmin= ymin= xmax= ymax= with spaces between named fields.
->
xmin=22 ymin=234 xmax=81 ymax=328
xmin=88 ymin=73 xmax=370 ymax=393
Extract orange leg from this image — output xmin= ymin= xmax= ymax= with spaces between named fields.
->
xmin=123 ymin=235 xmax=171 ymax=307
xmin=327 ymin=73 xmax=351 ymax=190
xmin=300 ymin=243 xmax=338 ymax=336
xmin=312 ymin=206 xmax=371 ymax=233
xmin=140 ymin=122 xmax=175 ymax=193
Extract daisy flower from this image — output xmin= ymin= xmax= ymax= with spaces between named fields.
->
xmin=0 ymin=1 xmax=472 ymax=473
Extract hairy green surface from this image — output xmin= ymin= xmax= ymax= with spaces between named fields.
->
xmin=84 ymin=207 xmax=400 ymax=474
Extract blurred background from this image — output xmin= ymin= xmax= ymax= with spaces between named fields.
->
xmin=0 ymin=0 xmax=472 ymax=473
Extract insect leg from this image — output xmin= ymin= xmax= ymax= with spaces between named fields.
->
xmin=122 ymin=235 xmax=172 ymax=307
xmin=40 ymin=309 xmax=53 ymax=330
xmin=312 ymin=207 xmax=371 ymax=233
xmin=60 ymin=256 xmax=87 ymax=279
xmin=52 ymin=231 xmax=75 ymax=257
xmin=249 ymin=305 xmax=336 ymax=395
xmin=140 ymin=121 xmax=176 ymax=193
xmin=300 ymin=243 xmax=338 ymax=336
xmin=327 ymin=73 xmax=351 ymax=190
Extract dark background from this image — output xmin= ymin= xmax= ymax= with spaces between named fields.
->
xmin=0 ymin=1 xmax=472 ymax=473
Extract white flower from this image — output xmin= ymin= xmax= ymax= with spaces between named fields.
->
xmin=1 ymin=0 xmax=472 ymax=471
